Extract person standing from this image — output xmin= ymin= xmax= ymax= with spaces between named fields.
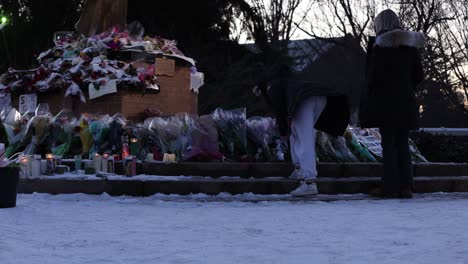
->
xmin=360 ymin=9 xmax=425 ymax=198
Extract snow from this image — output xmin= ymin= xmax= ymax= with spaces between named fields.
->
xmin=2 ymin=193 xmax=468 ymax=264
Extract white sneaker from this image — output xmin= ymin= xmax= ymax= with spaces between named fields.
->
xmin=290 ymin=182 xmax=319 ymax=197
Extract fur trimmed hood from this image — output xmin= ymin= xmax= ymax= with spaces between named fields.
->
xmin=375 ymin=29 xmax=425 ymax=49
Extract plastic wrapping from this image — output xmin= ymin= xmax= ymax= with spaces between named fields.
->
xmin=211 ymin=108 xmax=247 ymax=161
xmin=49 ymin=110 xmax=77 ymax=156
xmin=246 ymin=117 xmax=277 ymax=161
xmin=79 ymin=119 xmax=93 ymax=155
xmin=316 ymin=131 xmax=342 ymax=162
xmin=344 ymin=130 xmax=377 ymax=162
xmin=331 ymin=136 xmax=359 ymax=162
xmin=409 ymin=138 xmax=428 ymax=162
xmin=88 ymin=115 xmax=112 ymax=155
xmin=149 ymin=115 xmax=189 ymax=160
xmin=183 ymin=115 xmax=223 ymax=161
xmin=107 ymin=115 xmax=127 ymax=155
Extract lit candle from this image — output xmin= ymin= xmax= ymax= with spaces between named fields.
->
xmin=46 ymin=153 xmax=55 ymax=175
xmin=20 ymin=155 xmax=31 ymax=178
xmin=130 ymin=138 xmax=138 ymax=156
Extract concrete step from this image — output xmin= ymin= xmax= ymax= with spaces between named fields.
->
xmin=61 ymin=161 xmax=468 ymax=178
xmin=17 ymin=175 xmax=468 ymax=196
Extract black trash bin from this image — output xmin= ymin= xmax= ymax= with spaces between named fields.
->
xmin=0 ymin=167 xmax=20 ymax=208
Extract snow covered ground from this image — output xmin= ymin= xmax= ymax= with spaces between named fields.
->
xmin=1 ymin=193 xmax=468 ymax=264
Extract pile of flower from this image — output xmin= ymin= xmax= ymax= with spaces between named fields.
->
xmin=0 ymin=22 xmax=195 ymax=102
xmin=0 ymin=106 xmax=429 ymax=163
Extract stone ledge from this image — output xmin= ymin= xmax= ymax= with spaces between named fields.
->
xmin=17 ymin=176 xmax=468 ymax=196
xmin=60 ymin=161 xmax=468 ymax=178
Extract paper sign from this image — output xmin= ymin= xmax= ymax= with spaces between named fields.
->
xmin=89 ymin=80 xmax=117 ymax=100
xmin=155 ymin=58 xmax=175 ymax=77
xmin=19 ymin=94 xmax=37 ymax=114
xmin=356 ymin=135 xmax=382 ymax=157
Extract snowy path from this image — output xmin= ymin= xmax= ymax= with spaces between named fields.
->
xmin=1 ymin=193 xmax=468 ymax=264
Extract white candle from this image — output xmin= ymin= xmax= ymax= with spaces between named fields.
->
xmin=146 ymin=153 xmax=154 ymax=161
xmin=40 ymin=160 xmax=47 ymax=174
xmin=93 ymin=153 xmax=102 ymax=172
xmin=163 ymin=153 xmax=176 ymax=163
xmin=101 ymin=154 xmax=109 ymax=173
xmin=31 ymin=156 xmax=41 ymax=177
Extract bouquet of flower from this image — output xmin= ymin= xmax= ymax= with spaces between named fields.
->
xmin=149 ymin=115 xmax=190 ymax=160
xmin=344 ymin=129 xmax=377 ymax=162
xmin=183 ymin=115 xmax=223 ymax=161
xmin=211 ymin=108 xmax=247 ymax=161
xmin=330 ymin=136 xmax=359 ymax=162
xmin=316 ymin=131 xmax=342 ymax=162
xmin=246 ymin=116 xmax=277 ymax=161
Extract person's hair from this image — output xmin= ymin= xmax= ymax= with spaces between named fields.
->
xmin=374 ymin=9 xmax=402 ymax=35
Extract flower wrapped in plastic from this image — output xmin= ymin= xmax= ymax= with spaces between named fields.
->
xmin=211 ymin=108 xmax=247 ymax=161
xmin=49 ymin=110 xmax=78 ymax=157
xmin=246 ymin=116 xmax=277 ymax=161
xmin=78 ymin=118 xmax=93 ymax=156
xmin=88 ymin=115 xmax=112 ymax=155
xmin=149 ymin=114 xmax=189 ymax=160
xmin=104 ymin=114 xmax=127 ymax=156
xmin=344 ymin=129 xmax=377 ymax=162
xmin=330 ymin=136 xmax=359 ymax=162
xmin=316 ymin=131 xmax=342 ymax=162
xmin=183 ymin=115 xmax=223 ymax=162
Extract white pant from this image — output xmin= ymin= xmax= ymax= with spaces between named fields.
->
xmin=290 ymin=96 xmax=327 ymax=179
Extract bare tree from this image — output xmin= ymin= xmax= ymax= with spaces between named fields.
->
xmin=396 ymin=0 xmax=468 ymax=113
xmin=233 ymin=0 xmax=310 ymax=52
xmin=76 ymin=0 xmax=127 ymax=36
xmin=300 ymin=0 xmax=378 ymax=47
xmin=297 ymin=0 xmax=468 ymax=125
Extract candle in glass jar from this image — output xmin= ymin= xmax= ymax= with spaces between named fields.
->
xmin=46 ymin=153 xmax=55 ymax=175
xmin=130 ymin=138 xmax=138 ymax=156
xmin=31 ymin=155 xmax=41 ymax=177
xmin=93 ymin=153 xmax=101 ymax=172
xmin=101 ymin=154 xmax=109 ymax=173
xmin=20 ymin=156 xmax=31 ymax=178
xmin=146 ymin=153 xmax=154 ymax=161
xmin=106 ymin=155 xmax=115 ymax=174
xmin=74 ymin=155 xmax=82 ymax=174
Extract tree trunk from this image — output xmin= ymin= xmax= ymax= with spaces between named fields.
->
xmin=76 ymin=0 xmax=127 ymax=36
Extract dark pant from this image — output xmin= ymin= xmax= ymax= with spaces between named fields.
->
xmin=380 ymin=127 xmax=413 ymax=193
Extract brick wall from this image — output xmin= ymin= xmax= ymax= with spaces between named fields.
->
xmin=12 ymin=65 xmax=198 ymax=120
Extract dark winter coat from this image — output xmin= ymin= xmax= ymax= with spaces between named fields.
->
xmin=267 ymin=37 xmax=366 ymax=137
xmin=360 ymin=30 xmax=425 ymax=129
xmin=268 ymin=77 xmax=350 ymax=137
